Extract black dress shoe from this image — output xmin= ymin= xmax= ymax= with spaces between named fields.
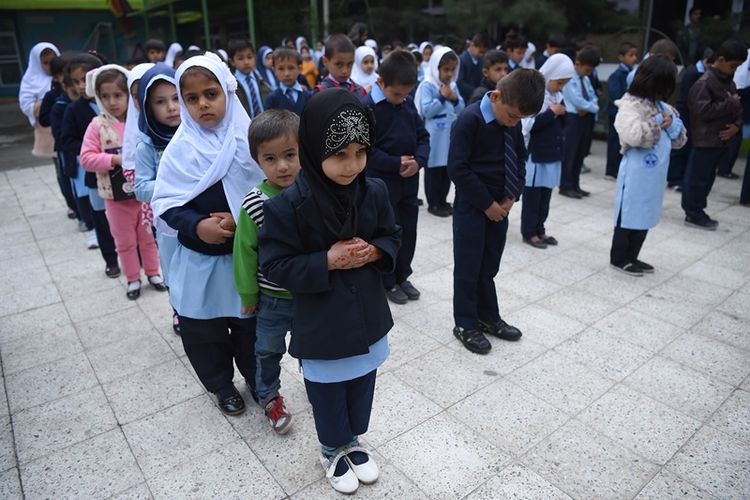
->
xmin=217 ymin=389 xmax=246 ymax=415
xmin=453 ymin=327 xmax=491 ymax=354
xmin=523 ymin=237 xmax=547 ymax=249
xmin=399 ymin=280 xmax=420 ymax=300
xmin=386 ymin=285 xmax=409 ymax=304
xmin=428 ymin=206 xmax=452 ymax=217
xmin=541 ymin=235 xmax=558 ymax=246
xmin=105 ymin=265 xmax=121 ymax=278
xmin=635 ymin=260 xmax=654 ymax=273
xmin=478 ymin=318 xmax=522 ymax=341
xmin=717 ymin=172 xmax=739 ymax=179
xmin=684 ymin=214 xmax=718 ymax=231
xmin=559 ymin=189 xmax=582 ymax=199
xmin=575 ymin=188 xmax=591 ymax=197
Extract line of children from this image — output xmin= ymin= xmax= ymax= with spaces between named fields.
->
xmin=263 ymin=48 xmax=311 ymax=115
xmin=468 ymin=49 xmax=509 ymax=104
xmin=605 ymin=42 xmax=638 ymax=180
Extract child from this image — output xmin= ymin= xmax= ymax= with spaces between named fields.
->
xmin=361 ymin=50 xmax=429 ymax=305
xmin=143 ymin=39 xmax=166 ymax=63
xmin=300 ymin=46 xmax=319 ymax=88
xmin=228 ymin=38 xmax=266 ymax=119
xmin=611 ymin=55 xmax=686 ymax=275
xmin=520 ymin=54 xmax=574 ymax=249
xmin=19 ymin=42 xmax=60 ymax=157
xmin=257 ymin=46 xmax=279 ymax=91
xmin=448 ymin=69 xmax=544 ymax=355
xmin=457 ymin=33 xmax=490 ymax=102
xmin=605 ymin=42 xmax=638 ymax=179
xmin=560 ymin=45 xmax=600 ymax=198
xmin=415 ymin=46 xmax=465 ymax=217
xmin=122 ymin=63 xmax=155 ymax=176
xmin=165 ymin=42 xmax=183 ymax=68
xmin=233 ymin=110 xmax=300 ymax=435
xmin=313 ymin=34 xmax=366 ymax=96
xmin=419 ymin=41 xmax=433 ymax=74
xmin=351 ymin=46 xmax=379 ymax=91
xmin=536 ymin=34 xmax=565 ymax=69
xmin=263 ymin=47 xmax=311 ymax=115
xmin=259 ymin=89 xmax=400 ymax=494
xmin=80 ymin=65 xmax=165 ymax=299
xmin=502 ymin=35 xmax=528 ymax=73
xmin=682 ymin=39 xmax=746 ymax=230
xmin=151 ymin=53 xmax=264 ymax=416
xmin=469 ymin=49 xmax=509 ymax=104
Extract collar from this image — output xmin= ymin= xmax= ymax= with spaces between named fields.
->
xmin=326 ymin=74 xmax=349 ymax=86
xmin=280 ymin=81 xmax=304 ymax=93
xmin=480 ymin=93 xmax=495 ymax=124
xmin=370 ymin=83 xmax=387 ymax=104
xmin=696 ymin=60 xmax=705 ymax=73
xmin=469 ymin=52 xmax=478 ymax=65
xmin=509 ymin=60 xmax=518 ymax=70
xmin=235 ymin=69 xmax=255 ymax=81
xmin=619 ymin=62 xmax=631 ymax=71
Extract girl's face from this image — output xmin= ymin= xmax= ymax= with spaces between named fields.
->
xmin=70 ymin=67 xmax=89 ymax=100
xmin=149 ymin=80 xmax=181 ymax=128
xmin=547 ymin=78 xmax=570 ymax=93
xmin=423 ymin=46 xmax=433 ymax=62
xmin=40 ymin=50 xmax=55 ymax=76
xmin=99 ymin=81 xmax=128 ymax=121
xmin=264 ymin=53 xmax=274 ymax=69
xmin=130 ymin=81 xmax=140 ymax=112
xmin=301 ymin=48 xmax=311 ymax=61
xmin=322 ymin=142 xmax=367 ymax=185
xmin=361 ymin=55 xmax=375 ymax=75
xmin=180 ymin=71 xmax=226 ymax=128
xmin=438 ymin=60 xmax=458 ymax=85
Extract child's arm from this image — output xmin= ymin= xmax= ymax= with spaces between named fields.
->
xmin=134 ymin=140 xmax=157 ymax=202
xmin=664 ymin=105 xmax=688 ymax=149
xmin=414 ymin=110 xmax=431 ymax=169
xmin=530 ymin=109 xmax=557 ymax=132
xmin=446 ymin=111 xmax=496 ymax=213
xmin=18 ymin=85 xmax=38 ymax=125
xmin=233 ymin=209 xmax=260 ymax=313
xmin=688 ymin=79 xmax=742 ymax=122
xmin=79 ymin=120 xmax=118 ymax=173
xmin=614 ymin=101 xmax=662 ymax=149
xmin=38 ymin=90 xmax=55 ymax=128
xmin=419 ymin=82 xmax=448 ymax=118
xmin=562 ymin=78 xmax=598 ymax=114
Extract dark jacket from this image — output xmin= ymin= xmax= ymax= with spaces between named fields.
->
xmin=469 ymin=78 xmax=494 ymax=105
xmin=606 ymin=64 xmax=630 ymax=117
xmin=688 ymin=67 xmax=743 ymax=148
xmin=263 ymin=87 xmax=311 ymax=116
xmin=259 ymin=174 xmax=401 ymax=360
xmin=60 ymin=98 xmax=97 ymax=182
xmin=49 ymin=93 xmax=70 ymax=152
xmin=457 ymin=51 xmax=482 ymax=104
xmin=676 ymin=64 xmax=704 ymax=121
xmin=360 ymin=93 xmax=430 ymax=178
xmin=528 ymin=107 xmax=565 ymax=163
xmin=236 ymin=72 xmax=271 ymax=118
xmin=38 ymin=84 xmax=62 ymax=128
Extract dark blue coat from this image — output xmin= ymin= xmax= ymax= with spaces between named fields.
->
xmin=528 ymin=107 xmax=566 ymax=163
xmin=60 ymin=98 xmax=97 ymax=182
xmin=457 ymin=51 xmax=482 ymax=104
xmin=606 ymin=64 xmax=630 ymax=117
xmin=259 ymin=173 xmax=401 ymax=360
xmin=264 ymin=87 xmax=311 ymax=116
xmin=38 ymin=84 xmax=62 ymax=128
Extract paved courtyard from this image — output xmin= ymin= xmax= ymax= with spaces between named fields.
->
xmin=0 ymin=140 xmax=749 ymax=499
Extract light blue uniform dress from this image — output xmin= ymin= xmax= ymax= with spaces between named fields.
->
xmin=419 ymin=81 xmax=465 ymax=167
xmin=614 ymin=102 xmax=685 ymax=230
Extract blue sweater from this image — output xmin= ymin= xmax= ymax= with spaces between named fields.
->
xmin=360 ymin=85 xmax=430 ymax=178
xmin=447 ymin=97 xmax=527 ymax=212
xmin=264 ymin=85 xmax=311 ymax=116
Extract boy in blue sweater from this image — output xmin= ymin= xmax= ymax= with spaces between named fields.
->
xmin=448 ymin=69 xmax=545 ymax=354
xmin=361 ymin=50 xmax=430 ymax=305
xmin=605 ymin=42 xmax=638 ymax=179
xmin=264 ymin=47 xmax=311 ymax=115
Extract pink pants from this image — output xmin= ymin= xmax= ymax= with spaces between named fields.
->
xmin=104 ymin=199 xmax=160 ymax=282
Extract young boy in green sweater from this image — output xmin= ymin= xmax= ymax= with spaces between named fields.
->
xmin=233 ymin=109 xmax=301 ymax=434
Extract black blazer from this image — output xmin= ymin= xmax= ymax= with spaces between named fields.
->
xmin=263 ymin=87 xmax=311 ymax=116
xmin=259 ymin=174 xmax=402 ymax=360
xmin=528 ymin=107 xmax=566 ymax=164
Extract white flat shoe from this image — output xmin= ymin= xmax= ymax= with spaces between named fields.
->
xmin=344 ymin=445 xmax=379 ymax=484
xmin=320 ymin=451 xmax=359 ymax=494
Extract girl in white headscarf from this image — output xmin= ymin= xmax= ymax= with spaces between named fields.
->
xmin=122 ymin=62 xmax=154 ymax=173
xmin=19 ymin=42 xmax=60 ymax=156
xmin=165 ymin=42 xmax=183 ymax=68
xmin=151 ymin=52 xmax=264 ymax=416
xmin=350 ymin=46 xmax=379 ymax=91
xmin=520 ymin=53 xmax=574 ymax=248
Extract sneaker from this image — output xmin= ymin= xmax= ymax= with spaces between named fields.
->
xmin=385 ymin=285 xmax=408 ymax=305
xmin=453 ymin=326 xmax=491 ymax=354
xmin=320 ymin=451 xmax=359 ymax=494
xmin=264 ymin=396 xmax=293 ymax=435
xmin=635 ymin=260 xmax=654 ymax=273
xmin=399 ymin=280 xmax=420 ymax=300
xmin=685 ymin=214 xmax=718 ymax=231
xmin=86 ymin=230 xmax=99 ymax=249
xmin=105 ymin=265 xmax=121 ymax=278
xmin=478 ymin=318 xmax=522 ymax=341
xmin=610 ymin=261 xmax=644 ymax=277
xmin=78 ymin=220 xmax=89 ymax=232
xmin=345 ymin=444 xmax=379 ymax=484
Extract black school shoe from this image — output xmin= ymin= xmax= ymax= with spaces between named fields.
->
xmin=105 ymin=265 xmax=121 ymax=278
xmin=453 ymin=327 xmax=491 ymax=354
xmin=428 ymin=205 xmax=452 ymax=217
xmin=685 ymin=213 xmax=718 ymax=231
xmin=386 ymin=285 xmax=409 ymax=305
xmin=610 ymin=261 xmax=644 ymax=277
xmin=575 ymin=188 xmax=591 ymax=197
xmin=559 ymin=189 xmax=582 ymax=199
xmin=399 ymin=280 xmax=420 ymax=300
xmin=635 ymin=260 xmax=654 ymax=273
xmin=478 ymin=318 xmax=523 ymax=341
xmin=216 ymin=387 xmax=246 ymax=416
xmin=717 ymin=171 xmax=739 ymax=179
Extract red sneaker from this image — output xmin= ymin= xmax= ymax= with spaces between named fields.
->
xmin=264 ymin=396 xmax=293 ymax=435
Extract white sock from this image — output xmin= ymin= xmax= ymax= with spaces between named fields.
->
xmin=127 ymin=281 xmax=141 ymax=292
xmin=147 ymin=275 xmax=164 ymax=286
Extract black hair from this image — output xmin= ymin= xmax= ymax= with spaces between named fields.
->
xmin=576 ymin=46 xmax=601 ymax=67
xmin=272 ymin=47 xmax=302 ymax=65
xmin=471 ymin=33 xmax=491 ymax=49
xmin=144 ymin=39 xmax=166 ymax=53
xmin=438 ymin=51 xmax=459 ymax=68
xmin=324 ymin=33 xmax=356 ymax=59
xmin=628 ymin=54 xmax=676 ymax=101
xmin=50 ymin=54 xmax=69 ymax=77
xmin=40 ymin=47 xmax=56 ymax=59
xmin=95 ymin=68 xmax=128 ymax=95
xmin=502 ymin=35 xmax=527 ymax=51
xmin=689 ymin=6 xmax=701 ymax=16
xmin=379 ymin=50 xmax=417 ymax=87
xmin=618 ymin=41 xmax=638 ymax=56
xmin=66 ymin=53 xmax=102 ymax=77
xmin=180 ymin=66 xmax=221 ymax=91
xmin=411 ymin=50 xmax=423 ymax=64
xmin=546 ymin=34 xmax=565 ymax=49
xmin=248 ymin=109 xmax=300 ymax=162
xmin=482 ymin=49 xmax=508 ymax=69
xmin=716 ymin=39 xmax=747 ymax=63
xmin=649 ymin=39 xmax=679 ymax=60
xmin=348 ymin=22 xmax=369 ymax=45
xmin=227 ymin=38 xmax=254 ymax=59
xmin=702 ymin=47 xmax=716 ymax=63
xmin=496 ymin=68 xmax=545 ymax=115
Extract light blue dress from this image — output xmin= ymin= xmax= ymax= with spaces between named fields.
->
xmin=419 ymin=81 xmax=465 ymax=167
xmin=300 ymin=336 xmax=390 ymax=383
xmin=525 ymin=158 xmax=561 ymax=189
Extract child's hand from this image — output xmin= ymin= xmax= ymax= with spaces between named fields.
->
xmin=241 ymin=305 xmax=257 ymax=315
xmin=327 ymin=238 xmax=371 ymax=270
xmin=550 ymin=103 xmax=566 ymax=116
xmin=196 ymin=216 xmax=235 ymax=244
xmin=112 ymin=154 xmax=123 ymax=167
xmin=499 ymin=197 xmax=515 ymax=214
xmin=576 ymin=110 xmax=588 ymax=117
xmin=484 ymin=201 xmax=508 ymax=222
xmin=661 ymin=112 xmax=673 ymax=129
xmin=719 ymin=123 xmax=739 ymax=141
xmin=400 ymin=157 xmax=419 ymax=178
xmin=211 ymin=212 xmax=236 ymax=232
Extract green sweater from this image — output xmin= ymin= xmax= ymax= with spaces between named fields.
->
xmin=233 ymin=181 xmax=293 ymax=308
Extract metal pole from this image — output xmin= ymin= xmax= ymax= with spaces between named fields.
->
xmin=309 ymin=0 xmax=319 ymax=46
xmin=322 ymin=0 xmax=329 ymax=38
xmin=247 ymin=0 xmax=256 ymax=48
xmin=168 ymin=2 xmax=177 ymax=42
xmin=201 ymin=0 xmax=211 ymax=49
xmin=643 ymin=0 xmax=654 ymax=54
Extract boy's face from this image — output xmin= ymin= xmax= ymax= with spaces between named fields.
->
xmin=489 ymin=90 xmax=528 ymax=127
xmin=324 ymin=52 xmax=355 ymax=82
xmin=483 ymin=62 xmax=508 ymax=85
xmin=231 ymin=48 xmax=256 ymax=75
xmin=713 ymin=56 xmax=742 ymax=77
xmin=546 ymin=44 xmax=560 ymax=55
xmin=147 ymin=49 xmax=165 ymax=63
xmin=619 ymin=48 xmax=638 ymax=68
xmin=273 ymin=57 xmax=300 ymax=87
xmin=439 ymin=60 xmax=458 ymax=85
xmin=181 ymin=71 xmax=227 ymax=128
xmin=69 ymin=67 xmax=89 ymax=100
xmin=257 ymin=133 xmax=301 ymax=190
xmin=507 ymin=47 xmax=525 ymax=64
xmin=378 ymin=79 xmax=414 ymax=106
xmin=574 ymin=62 xmax=594 ymax=77
xmin=469 ymin=43 xmax=488 ymax=60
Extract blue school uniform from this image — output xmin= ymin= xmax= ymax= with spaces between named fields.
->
xmin=525 ymin=107 xmax=565 ymax=189
xmin=561 ymin=75 xmax=598 ymax=191
xmin=419 ymin=81 xmax=465 ymax=167
xmin=457 ymin=50 xmax=481 ymax=103
xmin=263 ymin=81 xmax=311 ymax=115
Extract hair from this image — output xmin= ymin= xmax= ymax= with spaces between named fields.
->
xmin=618 ymin=41 xmax=638 ymax=56
xmin=716 ymin=39 xmax=747 ymax=62
xmin=40 ymin=47 xmax=56 ymax=59
xmin=438 ymin=51 xmax=459 ymax=68
xmin=502 ymin=35 xmax=527 ymax=52
xmin=495 ymin=68 xmax=545 ymax=115
xmin=702 ymin=47 xmax=716 ymax=63
xmin=50 ymin=54 xmax=68 ymax=77
xmin=379 ymin=50 xmax=417 ymax=86
xmin=576 ymin=45 xmax=601 ymax=67
xmin=95 ymin=68 xmax=128 ymax=95
xmin=272 ymin=47 xmax=301 ymax=65
xmin=348 ymin=22 xmax=369 ymax=45
xmin=324 ymin=33 xmax=356 ymax=59
xmin=471 ymin=33 xmax=491 ymax=49
xmin=66 ymin=53 xmax=102 ymax=77
xmin=227 ymin=38 xmax=254 ymax=59
xmin=628 ymin=54 xmax=676 ymax=101
xmin=411 ymin=50 xmax=423 ymax=64
xmin=649 ymin=39 xmax=679 ymax=60
xmin=546 ymin=34 xmax=566 ymax=49
xmin=248 ymin=109 xmax=300 ymax=162
xmin=482 ymin=49 xmax=508 ymax=69
xmin=144 ymin=39 xmax=166 ymax=53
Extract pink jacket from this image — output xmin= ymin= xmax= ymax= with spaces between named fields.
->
xmin=80 ymin=119 xmax=125 ymax=173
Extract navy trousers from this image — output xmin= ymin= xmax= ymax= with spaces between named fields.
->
xmin=717 ymin=135 xmax=741 ymax=176
xmin=520 ymin=186 xmax=552 ymax=239
xmin=561 ymin=113 xmax=595 ymax=191
xmin=605 ymin=117 xmax=622 ymax=178
xmin=682 ymin=147 xmax=728 ymax=217
xmin=379 ymin=174 xmax=418 ymax=289
xmin=452 ymin=195 xmax=508 ymax=330
xmin=424 ymin=166 xmax=451 ymax=209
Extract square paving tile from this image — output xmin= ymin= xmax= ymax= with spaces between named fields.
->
xmin=717 ymin=291 xmax=750 ymax=321
xmin=692 ymin=310 xmax=750 ymax=352
xmin=0 ymin=283 xmax=61 ymax=319
xmin=465 ymin=463 xmax=572 ymax=500
xmin=397 ymin=299 xmax=457 ymax=345
xmin=593 ymin=307 xmax=685 ymax=353
xmin=635 ymin=469 xmax=716 ymax=499
xmin=0 ymin=417 xmax=15 ymax=472
xmin=0 ymin=468 xmax=21 ymax=499
xmin=87 ymin=331 xmax=175 ymax=384
xmin=503 ymin=304 xmax=587 ymax=349
xmin=74 ymin=307 xmax=157 ymax=350
xmin=629 ymin=289 xmax=714 ymax=330
xmin=378 ymin=412 xmax=509 ymax=499
xmin=543 ymin=287 xmax=622 ymax=326
xmin=0 ymin=324 xmax=83 ymax=375
xmin=708 ymin=389 xmax=750 ymax=445
xmin=109 ymin=483 xmax=153 ymax=499
xmin=0 ymin=302 xmax=71 ymax=339
xmin=378 ymin=322 xmax=442 ymax=374
xmin=662 ymin=332 xmax=750 ymax=386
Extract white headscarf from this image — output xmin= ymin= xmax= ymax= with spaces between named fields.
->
xmin=19 ymin=42 xmax=60 ymax=126
xmin=122 ymin=63 xmax=154 ymax=171
xmin=520 ymin=42 xmax=537 ymax=69
xmin=734 ymin=48 xmax=750 ymax=90
xmin=217 ymin=49 xmax=229 ymax=63
xmin=296 ymin=36 xmax=308 ymax=53
xmin=364 ymin=39 xmax=378 ymax=51
xmin=87 ymin=64 xmax=130 ymax=122
xmin=351 ymin=46 xmax=379 ymax=89
xmin=414 ymin=46 xmax=460 ymax=116
xmin=151 ymin=52 xmax=263 ymax=229
xmin=419 ymin=41 xmax=432 ymax=55
xmin=521 ymin=53 xmax=574 ymax=146
xmin=165 ymin=43 xmax=183 ymax=68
